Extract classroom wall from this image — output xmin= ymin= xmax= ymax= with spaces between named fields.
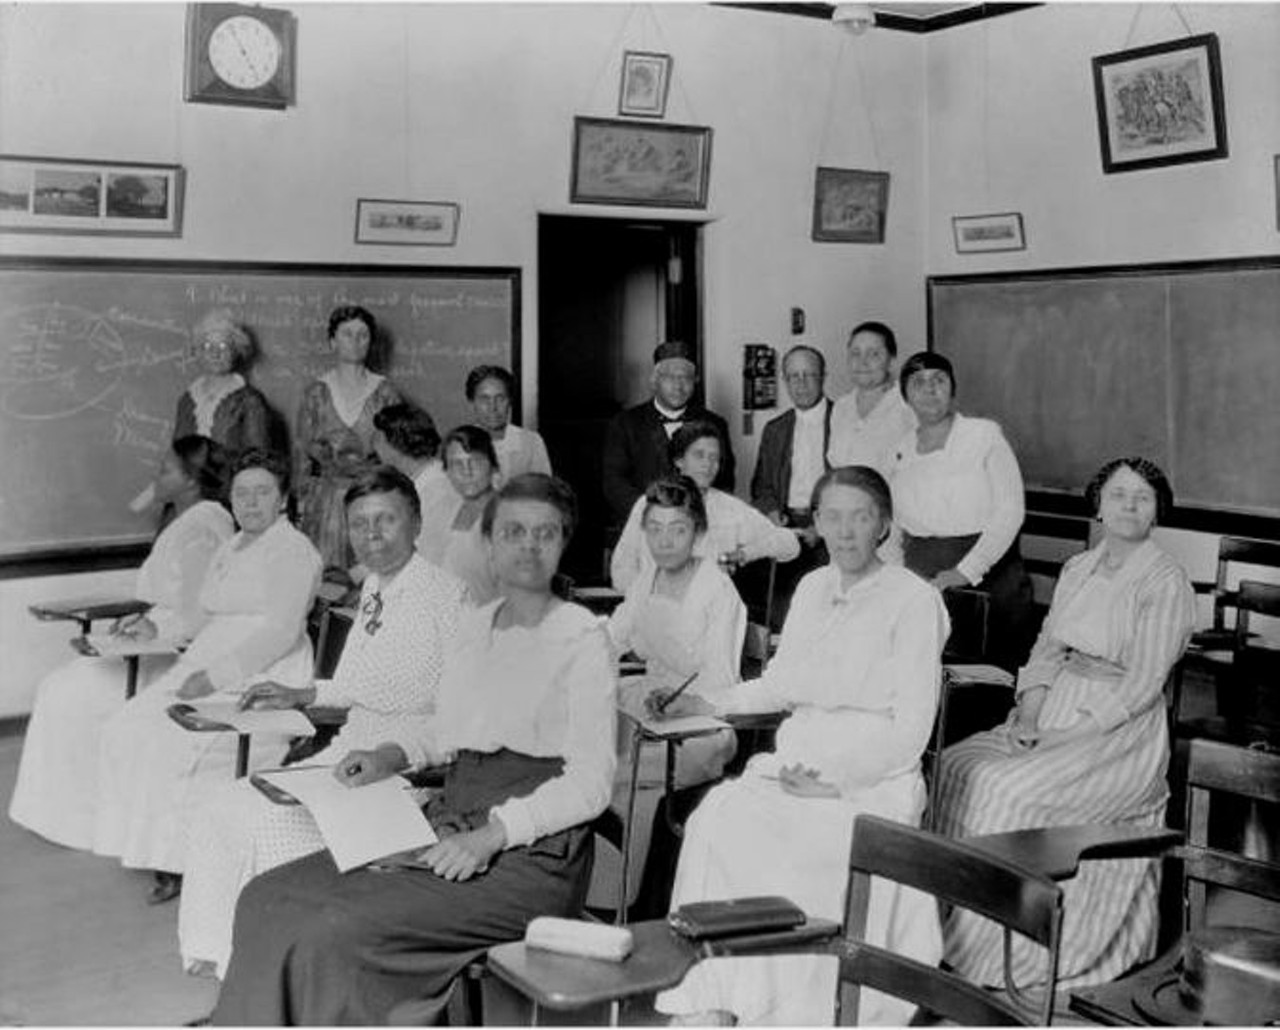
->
xmin=924 ymin=3 xmax=1280 ymax=273
xmin=0 ymin=3 xmax=928 ymax=716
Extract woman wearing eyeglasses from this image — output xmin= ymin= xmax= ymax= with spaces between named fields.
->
xmin=176 ymin=467 xmax=467 ymax=979
xmin=213 ymin=474 xmax=616 ymax=1026
xmin=173 ymin=310 xmax=271 ymax=461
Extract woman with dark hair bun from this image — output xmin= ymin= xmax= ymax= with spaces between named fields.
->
xmin=438 ymin=425 xmax=501 ymax=604
xmin=9 ymin=435 xmax=235 ymax=850
xmin=888 ymin=350 xmax=1036 ymax=670
xmin=92 ymin=448 xmax=322 ymax=903
xmin=936 ymin=456 xmax=1194 ymax=992
xmin=295 ymin=305 xmax=402 ymax=568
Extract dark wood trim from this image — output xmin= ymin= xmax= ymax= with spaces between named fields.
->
xmin=1026 ymin=490 xmax=1280 ymax=543
xmin=929 ymin=254 xmax=1280 ymax=290
xmin=712 ymin=2 xmax=1040 ymax=33
xmin=0 ymin=542 xmax=150 ymax=580
xmin=0 ymin=715 xmax=29 ymax=739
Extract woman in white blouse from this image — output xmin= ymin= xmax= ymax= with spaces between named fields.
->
xmin=611 ymin=422 xmax=799 ymax=592
xmin=212 ymin=474 xmax=616 ymax=1026
xmin=92 ymin=449 xmax=322 ymax=903
xmin=648 ymin=466 xmax=948 ymax=1026
xmin=888 ymin=351 xmax=1037 ymax=670
xmin=465 ymin=364 xmax=552 ymax=484
xmin=9 ymin=435 xmax=234 ymax=850
xmin=437 ymin=425 xmax=501 ymax=604
xmin=827 ymin=321 xmax=916 ymax=475
xmin=177 ymin=466 xmax=467 ymax=979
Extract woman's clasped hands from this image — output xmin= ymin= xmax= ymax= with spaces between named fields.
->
xmin=776 ymin=763 xmax=841 ymax=799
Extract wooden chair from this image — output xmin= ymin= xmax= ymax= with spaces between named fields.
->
xmin=485 ymin=814 xmax=1063 ymax=1026
xmin=921 ymin=668 xmax=954 ymax=831
xmin=1068 ymin=738 xmax=1280 ymax=1024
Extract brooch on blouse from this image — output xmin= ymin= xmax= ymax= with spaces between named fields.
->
xmin=363 ymin=591 xmax=384 ymax=636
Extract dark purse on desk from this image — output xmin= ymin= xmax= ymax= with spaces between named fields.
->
xmin=668 ymin=896 xmax=806 ymax=940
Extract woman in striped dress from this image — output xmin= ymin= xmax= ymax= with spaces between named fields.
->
xmin=935 ymin=456 xmax=1195 ymax=989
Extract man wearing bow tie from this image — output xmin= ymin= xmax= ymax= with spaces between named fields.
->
xmin=602 ymin=341 xmax=735 ymax=525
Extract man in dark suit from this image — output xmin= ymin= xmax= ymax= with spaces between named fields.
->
xmin=602 ymin=340 xmax=735 ymax=525
xmin=748 ymin=344 xmax=831 ymax=626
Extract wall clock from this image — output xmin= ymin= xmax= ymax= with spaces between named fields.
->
xmin=185 ymin=3 xmax=295 ymax=109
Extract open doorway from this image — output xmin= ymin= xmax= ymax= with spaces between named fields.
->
xmin=537 ymin=214 xmax=701 ymax=583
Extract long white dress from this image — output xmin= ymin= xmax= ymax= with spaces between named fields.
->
xmin=655 ymin=563 xmax=948 ymax=1026
xmin=610 ymin=489 xmax=800 ymax=593
xmin=8 ymin=500 xmax=234 ymax=849
xmin=595 ymin=559 xmax=746 ymax=907
xmin=177 ymin=554 xmax=466 ymax=976
xmin=92 ymin=516 xmax=322 ymax=873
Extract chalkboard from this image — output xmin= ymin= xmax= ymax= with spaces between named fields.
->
xmin=0 ymin=258 xmax=520 ymax=557
xmin=929 ymin=258 xmax=1280 ymax=520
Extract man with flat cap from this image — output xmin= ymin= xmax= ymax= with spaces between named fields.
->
xmin=602 ymin=340 xmax=735 ymax=525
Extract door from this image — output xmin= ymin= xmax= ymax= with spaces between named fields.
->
xmin=537 ymin=215 xmax=701 ymax=582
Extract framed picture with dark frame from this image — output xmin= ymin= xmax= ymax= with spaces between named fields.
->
xmin=618 ymin=50 xmax=672 ymax=119
xmin=570 ymin=117 xmax=712 ymax=209
xmin=1091 ymin=33 xmax=1227 ymax=174
xmin=0 ymin=155 xmax=184 ymax=236
xmin=354 ymin=198 xmax=460 ymax=246
xmin=811 ymin=167 xmax=889 ymax=243
xmin=952 ymin=212 xmax=1026 ymax=254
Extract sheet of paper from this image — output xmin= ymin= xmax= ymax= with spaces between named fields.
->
xmin=83 ymin=634 xmax=183 ymax=657
xmin=944 ymin=663 xmax=1015 ymax=687
xmin=187 ymin=698 xmax=315 ymax=737
xmin=257 ymin=766 xmax=438 ymax=872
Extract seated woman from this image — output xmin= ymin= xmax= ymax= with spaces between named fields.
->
xmin=887 ymin=351 xmax=1036 ymax=670
xmin=936 ymin=456 xmax=1195 ymax=990
xmin=92 ymin=449 xmax=323 ymax=902
xmin=212 ymin=474 xmax=616 ymax=1026
xmin=9 ymin=435 xmax=234 ymax=849
xmin=611 ymin=421 xmax=800 ymax=593
xmin=371 ymin=402 xmax=454 ymax=560
xmin=650 ymin=466 xmax=948 ymax=1026
xmin=434 ymin=424 xmax=500 ymax=603
xmin=465 ymin=364 xmax=552 ymax=483
xmin=601 ymin=474 xmax=746 ymax=906
xmin=177 ymin=466 xmax=467 ymax=978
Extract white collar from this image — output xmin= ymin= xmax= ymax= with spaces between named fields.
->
xmin=653 ymin=399 xmax=687 ymax=420
xmin=794 ymin=398 xmax=828 ymax=425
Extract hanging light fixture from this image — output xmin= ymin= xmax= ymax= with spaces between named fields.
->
xmin=832 ymin=3 xmax=876 ymax=35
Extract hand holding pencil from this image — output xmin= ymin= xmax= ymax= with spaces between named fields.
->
xmin=643 ymin=672 xmax=714 ymax=721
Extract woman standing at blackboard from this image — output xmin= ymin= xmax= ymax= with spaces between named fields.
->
xmin=174 ymin=309 xmax=271 ymax=459
xmin=295 ymin=306 xmax=401 ymax=569
xmin=887 ymin=351 xmax=1036 ymax=671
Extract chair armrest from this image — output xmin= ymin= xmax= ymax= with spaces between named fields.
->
xmin=697 ymin=918 xmax=841 ymax=958
xmin=303 ymin=705 xmax=349 ymax=727
xmin=964 ymin=825 xmax=1184 ymax=881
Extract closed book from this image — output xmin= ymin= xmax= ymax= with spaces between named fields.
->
xmin=668 ymin=896 xmax=805 ymax=940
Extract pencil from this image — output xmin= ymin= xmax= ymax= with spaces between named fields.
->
xmin=654 ymin=671 xmax=699 ymax=715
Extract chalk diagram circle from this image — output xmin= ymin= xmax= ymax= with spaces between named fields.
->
xmin=0 ymin=303 xmax=126 ymax=419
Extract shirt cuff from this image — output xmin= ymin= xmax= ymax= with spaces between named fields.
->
xmin=489 ymin=799 xmax=536 ymax=849
xmin=954 ymin=556 xmax=984 ymax=586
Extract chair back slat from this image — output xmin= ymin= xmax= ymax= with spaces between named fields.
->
xmin=835 ymin=940 xmax=1030 ymax=1026
xmin=1187 ymin=738 xmax=1280 ymax=804
xmin=1219 ymin=535 xmax=1280 ymax=570
xmin=1181 ymin=849 xmax=1280 ymax=904
xmin=847 ymin=815 xmax=1062 ymax=949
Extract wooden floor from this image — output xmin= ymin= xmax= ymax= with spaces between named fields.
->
xmin=0 ymin=735 xmax=218 ymax=1027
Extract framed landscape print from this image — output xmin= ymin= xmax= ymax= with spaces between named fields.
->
xmin=1091 ymin=33 xmax=1227 ymax=174
xmin=952 ymin=212 xmax=1026 ymax=254
xmin=354 ymin=199 xmax=460 ymax=246
xmin=0 ymin=155 xmax=184 ymax=236
xmin=811 ymin=167 xmax=889 ymax=243
xmin=570 ymin=117 xmax=712 ymax=209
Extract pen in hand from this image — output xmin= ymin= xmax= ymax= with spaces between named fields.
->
xmin=654 ymin=671 xmax=699 ymax=716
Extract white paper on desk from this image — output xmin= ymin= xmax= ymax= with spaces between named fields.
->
xmin=257 ymin=767 xmax=438 ymax=872
xmin=186 ymin=698 xmax=315 ymax=737
xmin=83 ymin=634 xmax=184 ymax=658
xmin=944 ymin=663 xmax=1016 ymax=687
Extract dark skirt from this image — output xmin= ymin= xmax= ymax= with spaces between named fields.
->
xmin=903 ymin=531 xmax=1038 ymax=673
xmin=212 ymin=749 xmax=594 ymax=1026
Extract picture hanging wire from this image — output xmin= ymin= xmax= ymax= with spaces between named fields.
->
xmin=643 ymin=4 xmax=701 ymax=125
xmin=577 ymin=3 xmax=644 ymax=113
xmin=814 ymin=30 xmax=883 ymax=169
xmin=1122 ymin=2 xmax=1195 ymax=49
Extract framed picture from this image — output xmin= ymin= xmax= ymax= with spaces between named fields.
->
xmin=618 ymin=50 xmax=672 ymax=119
xmin=811 ymin=167 xmax=889 ymax=243
xmin=0 ymin=155 xmax=183 ymax=236
xmin=952 ymin=212 xmax=1026 ymax=254
xmin=354 ymin=199 xmax=460 ymax=246
xmin=1091 ymin=33 xmax=1227 ymax=174
xmin=571 ymin=117 xmax=712 ymax=209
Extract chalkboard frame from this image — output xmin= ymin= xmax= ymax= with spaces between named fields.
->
xmin=0 ymin=256 xmax=522 ymax=573
xmin=927 ymin=254 xmax=1280 ymax=541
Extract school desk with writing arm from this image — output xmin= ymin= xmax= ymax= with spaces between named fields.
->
xmin=29 ymin=595 xmax=158 ymax=699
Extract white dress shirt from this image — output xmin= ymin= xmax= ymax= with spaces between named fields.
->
xmin=787 ymin=399 xmax=830 ymax=510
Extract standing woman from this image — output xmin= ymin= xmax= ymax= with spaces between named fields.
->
xmin=827 ymin=321 xmax=916 ymax=476
xmin=174 ymin=310 xmax=271 ymax=460
xmin=936 ymin=457 xmax=1194 ymax=990
xmin=438 ymin=425 xmax=501 ymax=604
xmin=649 ymin=466 xmax=948 ymax=1026
xmin=213 ymin=474 xmax=616 ymax=1026
xmin=295 ymin=305 xmax=401 ymax=568
xmin=465 ymin=365 xmax=552 ymax=483
xmin=888 ymin=351 xmax=1036 ymax=670
xmin=610 ymin=422 xmax=799 ymax=593
xmin=93 ymin=449 xmax=322 ymax=902
xmin=9 ymin=436 xmax=234 ymax=849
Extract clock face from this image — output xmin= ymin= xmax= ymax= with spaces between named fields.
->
xmin=207 ymin=14 xmax=282 ymax=91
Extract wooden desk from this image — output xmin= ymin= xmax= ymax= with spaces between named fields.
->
xmin=29 ymin=596 xmax=150 ymax=635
